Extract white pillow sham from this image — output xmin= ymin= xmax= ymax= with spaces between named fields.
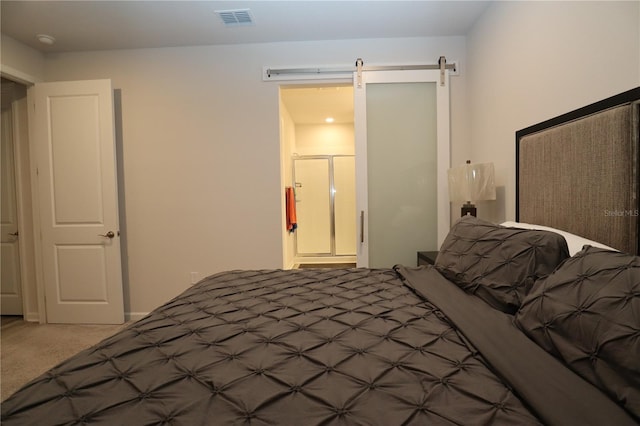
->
xmin=500 ymin=221 xmax=616 ymax=256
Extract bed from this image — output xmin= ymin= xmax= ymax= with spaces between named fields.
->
xmin=2 ymin=89 xmax=639 ymax=425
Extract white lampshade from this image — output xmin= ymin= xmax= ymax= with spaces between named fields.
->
xmin=448 ymin=162 xmax=496 ymax=203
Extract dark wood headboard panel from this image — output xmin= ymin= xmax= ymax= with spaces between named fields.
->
xmin=516 ymin=87 xmax=640 ymax=255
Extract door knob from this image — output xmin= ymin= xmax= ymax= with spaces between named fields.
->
xmin=8 ymin=231 xmax=19 ymax=237
xmin=99 ymin=231 xmax=115 ymax=239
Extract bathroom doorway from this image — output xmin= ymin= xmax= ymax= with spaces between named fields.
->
xmin=280 ymin=84 xmax=355 ymax=267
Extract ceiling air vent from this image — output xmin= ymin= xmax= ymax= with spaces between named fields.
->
xmin=215 ymin=9 xmax=254 ymax=26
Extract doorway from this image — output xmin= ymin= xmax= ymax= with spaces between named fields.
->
xmin=0 ymin=77 xmax=36 ymax=320
xmin=0 ymin=77 xmax=125 ymax=324
xmin=280 ymin=84 xmax=355 ymax=267
xmin=277 ymin=66 xmax=451 ymax=269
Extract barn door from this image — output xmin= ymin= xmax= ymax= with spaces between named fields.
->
xmin=29 ymin=79 xmax=124 ymax=324
xmin=354 ymin=70 xmax=450 ymax=268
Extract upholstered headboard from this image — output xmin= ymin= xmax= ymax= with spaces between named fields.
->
xmin=516 ymin=88 xmax=640 ymax=255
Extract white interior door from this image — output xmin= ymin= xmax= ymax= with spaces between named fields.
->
xmin=1 ymin=106 xmax=24 ymax=315
xmin=355 ymin=70 xmax=450 ymax=268
xmin=29 ymin=79 xmax=124 ymax=324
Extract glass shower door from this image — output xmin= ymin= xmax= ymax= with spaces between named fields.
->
xmin=333 ymin=156 xmax=356 ymax=255
xmin=293 ymin=156 xmax=356 ymax=257
xmin=293 ymin=158 xmax=331 ymax=255
xmin=354 ymin=70 xmax=450 ymax=268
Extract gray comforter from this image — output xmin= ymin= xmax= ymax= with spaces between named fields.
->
xmin=1 ymin=267 xmax=634 ymax=425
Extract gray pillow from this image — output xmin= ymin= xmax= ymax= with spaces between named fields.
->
xmin=515 ymin=246 xmax=640 ymax=420
xmin=435 ymin=216 xmax=569 ymax=313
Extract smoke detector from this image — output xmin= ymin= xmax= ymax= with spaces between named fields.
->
xmin=37 ymin=34 xmax=56 ymax=45
xmin=215 ymin=9 xmax=254 ymax=26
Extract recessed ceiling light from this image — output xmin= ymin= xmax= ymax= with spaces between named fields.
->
xmin=37 ymin=34 xmax=56 ymax=45
xmin=325 ymin=117 xmax=335 ymax=123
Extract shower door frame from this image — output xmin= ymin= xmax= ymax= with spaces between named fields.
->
xmin=293 ymin=154 xmax=355 ymax=258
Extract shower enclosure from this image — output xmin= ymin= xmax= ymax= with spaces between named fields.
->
xmin=293 ymin=155 xmax=355 ymax=257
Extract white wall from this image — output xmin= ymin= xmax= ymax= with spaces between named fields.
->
xmin=467 ymin=1 xmax=640 ymax=223
xmin=295 ymin=123 xmax=355 ymax=156
xmin=0 ymin=35 xmax=45 ymax=83
xmin=42 ymin=36 xmax=468 ymax=317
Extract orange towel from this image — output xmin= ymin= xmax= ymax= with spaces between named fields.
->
xmin=286 ymin=186 xmax=297 ymax=233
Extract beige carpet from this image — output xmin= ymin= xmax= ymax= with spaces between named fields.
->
xmin=1 ymin=316 xmax=129 ymax=401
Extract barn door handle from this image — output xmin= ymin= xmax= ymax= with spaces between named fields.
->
xmin=98 ymin=231 xmax=115 ymax=239
xmin=360 ymin=211 xmax=365 ymax=243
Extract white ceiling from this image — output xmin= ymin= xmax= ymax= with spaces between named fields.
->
xmin=281 ymin=85 xmax=354 ymax=124
xmin=1 ymin=1 xmax=491 ymax=53
xmin=1 ymin=1 xmax=491 ymax=124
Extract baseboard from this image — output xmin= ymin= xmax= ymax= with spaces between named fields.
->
xmin=126 ymin=312 xmax=149 ymax=322
xmin=24 ymin=312 xmax=41 ymax=323
xmin=293 ymin=255 xmax=356 ymax=264
xmin=13 ymin=311 xmax=148 ymax=324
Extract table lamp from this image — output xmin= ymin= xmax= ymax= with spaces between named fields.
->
xmin=448 ymin=160 xmax=496 ymax=217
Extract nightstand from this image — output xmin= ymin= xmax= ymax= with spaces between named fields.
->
xmin=417 ymin=251 xmax=439 ymax=266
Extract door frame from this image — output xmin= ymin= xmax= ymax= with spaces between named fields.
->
xmin=279 ymin=80 xmax=354 ymax=269
xmin=292 ymin=154 xmax=356 ymax=258
xmin=14 ymin=96 xmax=40 ymax=321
